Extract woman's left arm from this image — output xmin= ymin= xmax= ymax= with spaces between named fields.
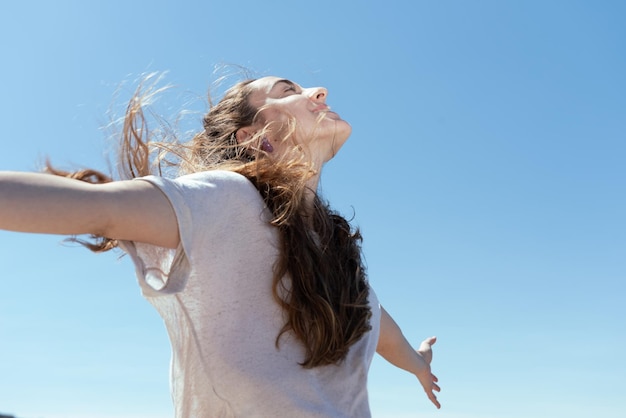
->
xmin=376 ymin=306 xmax=441 ymax=409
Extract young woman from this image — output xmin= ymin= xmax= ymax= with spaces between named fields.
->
xmin=0 ymin=75 xmax=440 ymax=416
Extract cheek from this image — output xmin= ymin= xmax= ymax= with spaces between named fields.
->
xmin=260 ymin=101 xmax=323 ymax=144
xmin=259 ymin=107 xmax=285 ymax=125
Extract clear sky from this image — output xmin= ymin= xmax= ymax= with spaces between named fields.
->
xmin=1 ymin=1 xmax=624 ymax=417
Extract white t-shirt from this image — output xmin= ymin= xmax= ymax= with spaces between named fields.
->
xmin=121 ymin=170 xmax=381 ymax=418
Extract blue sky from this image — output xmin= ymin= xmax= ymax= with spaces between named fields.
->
xmin=1 ymin=1 xmax=624 ymax=417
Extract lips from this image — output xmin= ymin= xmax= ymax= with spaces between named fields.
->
xmin=312 ymin=104 xmax=331 ymax=113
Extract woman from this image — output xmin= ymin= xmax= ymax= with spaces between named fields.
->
xmin=0 ymin=75 xmax=440 ymax=416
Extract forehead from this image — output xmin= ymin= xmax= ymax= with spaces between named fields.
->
xmin=248 ymin=76 xmax=285 ymax=93
xmin=248 ymin=76 xmax=300 ymax=104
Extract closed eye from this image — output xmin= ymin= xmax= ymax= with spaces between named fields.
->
xmin=270 ymin=79 xmax=301 ymax=97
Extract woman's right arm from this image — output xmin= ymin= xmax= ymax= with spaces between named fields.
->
xmin=0 ymin=171 xmax=179 ymax=249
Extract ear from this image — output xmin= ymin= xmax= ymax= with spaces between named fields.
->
xmin=235 ymin=127 xmax=254 ymax=145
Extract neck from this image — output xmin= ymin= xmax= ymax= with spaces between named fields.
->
xmin=303 ymin=153 xmax=327 ymax=206
xmin=304 ymin=171 xmax=321 ymax=207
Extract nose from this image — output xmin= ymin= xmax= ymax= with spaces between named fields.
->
xmin=306 ymin=86 xmax=327 ymax=102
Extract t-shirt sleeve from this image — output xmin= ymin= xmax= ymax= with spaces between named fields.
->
xmin=119 ymin=170 xmax=256 ymax=297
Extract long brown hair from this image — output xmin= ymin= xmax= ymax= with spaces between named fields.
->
xmin=49 ymin=73 xmax=372 ymax=368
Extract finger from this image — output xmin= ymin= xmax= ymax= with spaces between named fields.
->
xmin=428 ymin=392 xmax=441 ymax=409
xmin=420 ymin=337 xmax=436 ymax=348
xmin=433 ymin=382 xmax=441 ymax=392
xmin=432 ymin=374 xmax=438 ymax=382
xmin=419 ymin=336 xmax=437 ymax=352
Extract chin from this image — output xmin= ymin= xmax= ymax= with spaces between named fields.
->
xmin=334 ymin=119 xmax=352 ymax=142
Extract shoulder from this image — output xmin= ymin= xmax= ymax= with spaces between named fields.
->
xmin=174 ymin=169 xmax=251 ymax=187
xmin=138 ymin=170 xmax=257 ymax=197
xmin=129 ymin=170 xmax=263 ymax=223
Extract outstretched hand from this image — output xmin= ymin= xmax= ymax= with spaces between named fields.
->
xmin=415 ymin=336 xmax=441 ymax=409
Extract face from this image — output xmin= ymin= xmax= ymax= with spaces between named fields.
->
xmin=243 ymin=76 xmax=352 ymax=164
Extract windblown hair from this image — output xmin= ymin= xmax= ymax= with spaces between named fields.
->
xmin=48 ymin=73 xmax=371 ymax=368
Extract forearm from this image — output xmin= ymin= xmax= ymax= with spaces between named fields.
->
xmin=376 ymin=307 xmax=429 ymax=376
xmin=0 ymin=171 xmax=109 ymax=236
xmin=376 ymin=309 xmax=441 ymax=408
